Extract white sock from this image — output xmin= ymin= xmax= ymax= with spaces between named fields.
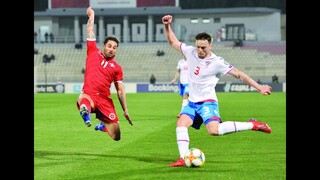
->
xmin=176 ymin=127 xmax=189 ymax=158
xmin=180 ymin=99 xmax=188 ymax=112
xmin=218 ymin=121 xmax=253 ymax=135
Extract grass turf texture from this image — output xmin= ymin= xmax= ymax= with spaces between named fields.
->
xmin=34 ymin=92 xmax=286 ymax=180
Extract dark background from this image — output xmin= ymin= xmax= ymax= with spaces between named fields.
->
xmin=35 ymin=0 xmax=286 ymax=13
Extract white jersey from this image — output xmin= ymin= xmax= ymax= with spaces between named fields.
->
xmin=180 ymin=43 xmax=234 ymax=102
xmin=176 ymin=59 xmax=189 ymax=84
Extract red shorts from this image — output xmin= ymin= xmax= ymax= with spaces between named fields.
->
xmin=76 ymin=94 xmax=119 ymax=123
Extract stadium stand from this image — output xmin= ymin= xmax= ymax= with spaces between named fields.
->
xmin=34 ymin=41 xmax=286 ymax=84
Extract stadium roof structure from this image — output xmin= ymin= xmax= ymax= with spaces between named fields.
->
xmin=34 ymin=7 xmax=280 ymax=17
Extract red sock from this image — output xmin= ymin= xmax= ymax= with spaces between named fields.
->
xmin=80 ymin=98 xmax=91 ymax=113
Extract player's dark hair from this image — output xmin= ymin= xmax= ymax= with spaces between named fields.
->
xmin=104 ymin=36 xmax=120 ymax=47
xmin=195 ymin=32 xmax=212 ymax=43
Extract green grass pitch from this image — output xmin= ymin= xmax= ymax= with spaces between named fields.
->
xmin=34 ymin=92 xmax=286 ymax=180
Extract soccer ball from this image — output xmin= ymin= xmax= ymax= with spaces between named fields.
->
xmin=184 ymin=148 xmax=205 ymax=167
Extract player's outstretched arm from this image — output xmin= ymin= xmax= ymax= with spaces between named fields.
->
xmin=230 ymin=68 xmax=272 ymax=95
xmin=162 ymin=15 xmax=181 ymax=52
xmin=115 ymin=81 xmax=133 ymax=126
xmin=86 ymin=7 xmax=95 ymax=39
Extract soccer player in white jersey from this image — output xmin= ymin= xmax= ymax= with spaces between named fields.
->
xmin=171 ymin=55 xmax=189 ymax=118
xmin=162 ymin=15 xmax=272 ymax=167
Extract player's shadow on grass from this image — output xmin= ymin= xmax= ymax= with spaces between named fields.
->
xmin=34 ymin=150 xmax=170 ymax=163
xmin=35 ymin=150 xmax=218 ymax=179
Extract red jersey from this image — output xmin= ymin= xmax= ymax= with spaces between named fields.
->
xmin=82 ymin=40 xmax=123 ymax=98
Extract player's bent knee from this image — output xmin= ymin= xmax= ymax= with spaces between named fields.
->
xmin=207 ymin=129 xmax=219 ymax=136
xmin=112 ymin=134 xmax=121 ymax=141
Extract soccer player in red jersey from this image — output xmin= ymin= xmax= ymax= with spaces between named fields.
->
xmin=76 ymin=7 xmax=133 ymax=141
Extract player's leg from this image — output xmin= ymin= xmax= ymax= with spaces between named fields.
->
xmin=105 ymin=122 xmax=121 ymax=141
xmin=95 ymin=120 xmax=121 ymax=141
xmin=202 ymin=102 xmax=271 ymax=135
xmin=94 ymin=101 xmax=121 ymax=141
xmin=76 ymin=93 xmax=95 ymax=127
xmin=206 ymin=119 xmax=271 ymax=135
xmin=169 ymin=106 xmax=194 ymax=167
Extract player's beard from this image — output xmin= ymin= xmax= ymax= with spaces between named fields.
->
xmin=198 ymin=51 xmax=206 ymax=59
xmin=106 ymin=51 xmax=115 ymax=58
